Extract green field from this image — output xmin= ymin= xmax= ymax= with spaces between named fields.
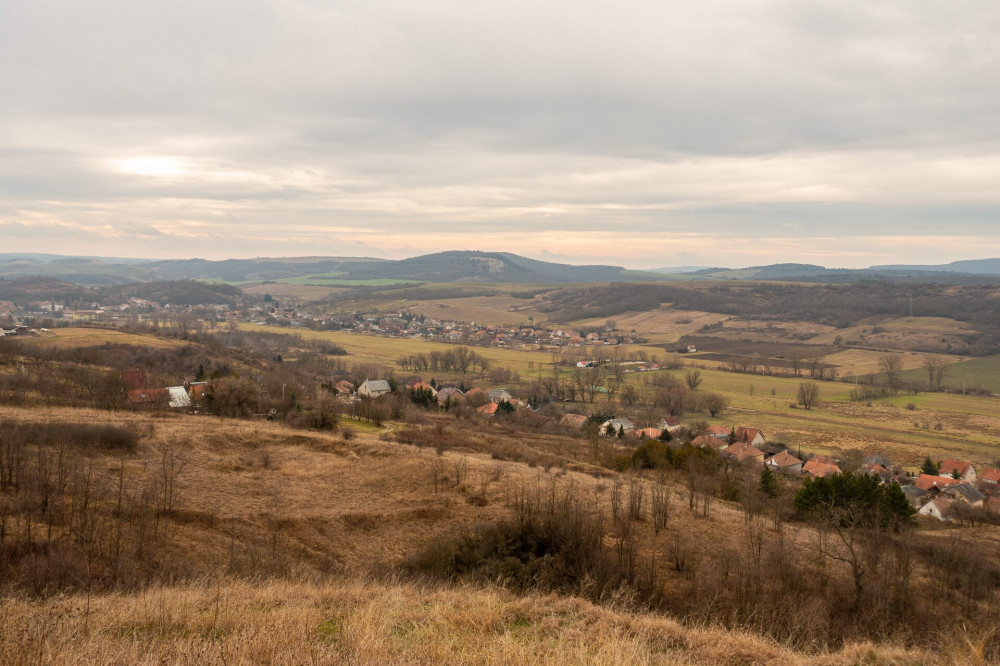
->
xmin=900 ymin=354 xmax=1000 ymax=394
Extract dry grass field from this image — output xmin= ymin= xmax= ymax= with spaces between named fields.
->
xmin=389 ymin=295 xmax=552 ymax=327
xmin=0 ymin=577 xmax=944 ymax=666
xmin=26 ymin=327 xmax=189 ymax=350
xmin=569 ymin=308 xmax=727 ymax=344
xmin=807 ymin=317 xmax=979 ymax=353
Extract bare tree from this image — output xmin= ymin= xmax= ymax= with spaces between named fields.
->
xmin=685 ymin=370 xmax=702 ymax=390
xmin=922 ymin=356 xmax=948 ymax=390
xmin=702 ymin=392 xmax=730 ymax=417
xmin=797 ymin=382 xmax=820 ymax=409
xmin=878 ymin=354 xmax=904 ymax=394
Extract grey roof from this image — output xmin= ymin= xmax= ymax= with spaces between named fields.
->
xmin=360 ymin=379 xmax=391 ymax=392
xmin=166 ymin=386 xmax=192 ymax=409
xmin=944 ymin=483 xmax=985 ymax=504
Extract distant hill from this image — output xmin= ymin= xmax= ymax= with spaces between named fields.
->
xmin=0 ymin=276 xmax=98 ymax=303
xmin=101 ymin=280 xmax=244 ymax=306
xmin=870 ymin=258 xmax=1000 ymax=275
xmin=5 ymin=252 xmax=1000 ymax=287
xmin=342 ymin=251 xmax=663 ymax=284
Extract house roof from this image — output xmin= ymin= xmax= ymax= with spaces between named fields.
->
xmin=980 ymin=468 xmax=1000 ymax=484
xmin=560 ymin=414 xmax=588 ymax=429
xmin=128 ymin=388 xmax=168 ymax=404
xmin=707 ymin=425 xmax=730 ymax=437
xmin=810 ymin=454 xmax=840 ymax=466
xmin=802 ymin=460 xmax=841 ymax=478
xmin=914 ymin=474 xmax=963 ymax=492
xmin=919 ymin=497 xmax=954 ymax=519
xmin=939 ymin=459 xmax=974 ymax=477
xmin=360 ymin=379 xmax=391 ymax=393
xmin=166 ymin=386 xmax=191 ymax=409
xmin=942 ymin=483 xmax=985 ymax=504
xmin=724 ymin=441 xmax=765 ymax=461
xmin=767 ymin=450 xmax=802 ymax=468
xmin=630 ymin=427 xmax=662 ymax=439
xmin=477 ymin=402 xmax=499 ymax=415
xmin=734 ymin=427 xmax=763 ymax=442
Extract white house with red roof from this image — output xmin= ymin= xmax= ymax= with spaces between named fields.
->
xmin=938 ymin=459 xmax=976 ymax=484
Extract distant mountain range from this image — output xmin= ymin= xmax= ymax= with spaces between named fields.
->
xmin=1 ymin=252 xmax=999 ymax=288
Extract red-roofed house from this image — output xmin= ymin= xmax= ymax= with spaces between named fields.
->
xmin=630 ymin=427 xmax=663 ymax=440
xmin=560 ymin=414 xmax=588 ymax=429
xmin=939 ymin=459 xmax=977 ymax=484
xmin=914 ymin=474 xmax=964 ymax=492
xmin=707 ymin=425 xmax=730 ymax=439
xmin=766 ymin=450 xmax=803 ymax=475
xmin=802 ymin=460 xmax=841 ymax=478
xmin=477 ymin=402 xmax=499 ymax=415
xmin=724 ymin=441 xmax=765 ymax=464
xmin=733 ymin=427 xmax=765 ymax=446
xmin=979 ymin=468 xmax=1000 ymax=486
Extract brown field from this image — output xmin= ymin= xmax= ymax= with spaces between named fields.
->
xmin=25 ymin=327 xmax=188 ymax=350
xmin=240 ymin=282 xmax=349 ymax=300
xmin=570 ymin=308 xmax=727 ymax=344
xmin=808 ymin=317 xmax=979 ymax=353
xmin=392 ymin=295 xmax=552 ymax=326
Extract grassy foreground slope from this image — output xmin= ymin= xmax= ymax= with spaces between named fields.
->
xmin=0 ymin=578 xmax=938 ymax=665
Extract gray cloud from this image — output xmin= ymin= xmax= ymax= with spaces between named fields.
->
xmin=2 ymin=1 xmax=1000 ymax=267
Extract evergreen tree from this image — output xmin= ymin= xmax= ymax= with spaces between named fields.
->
xmin=920 ymin=456 xmax=939 ymax=476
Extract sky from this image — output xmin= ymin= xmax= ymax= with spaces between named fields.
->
xmin=2 ymin=0 xmax=1000 ymax=269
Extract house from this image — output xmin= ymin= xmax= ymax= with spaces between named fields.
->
xmin=560 ymin=414 xmax=588 ymax=430
xmin=694 ymin=435 xmax=729 ymax=454
xmin=166 ymin=386 xmax=192 ymax=409
xmin=941 ymin=483 xmax=985 ymax=508
xmin=979 ymin=468 xmax=1000 ymax=486
xmin=902 ymin=485 xmax=929 ymax=509
xmin=358 ymin=379 xmax=392 ymax=398
xmin=128 ymin=388 xmax=169 ymax=407
xmin=655 ymin=417 xmax=683 ymax=433
xmin=630 ymin=427 xmax=663 ymax=440
xmin=733 ymin=427 xmax=765 ymax=447
xmin=435 ymin=386 xmax=466 ymax=406
xmin=706 ymin=425 xmax=731 ymax=439
xmin=487 ymin=388 xmax=514 ymax=404
xmin=861 ymin=464 xmax=893 ymax=483
xmin=724 ymin=441 xmax=765 ymax=465
xmin=477 ymin=402 xmax=499 ymax=415
xmin=918 ymin=497 xmax=953 ymax=522
xmin=810 ymin=454 xmax=840 ymax=466
xmin=802 ymin=460 xmax=841 ymax=478
xmin=765 ymin=450 xmax=803 ymax=475
xmin=409 ymin=380 xmax=436 ymax=392
xmin=334 ymin=380 xmax=356 ymax=395
xmin=600 ymin=417 xmax=634 ymax=436
xmin=939 ymin=459 xmax=977 ymax=484
xmin=914 ymin=474 xmax=963 ymax=492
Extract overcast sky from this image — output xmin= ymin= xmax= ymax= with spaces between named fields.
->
xmin=2 ymin=1 xmax=999 ymax=269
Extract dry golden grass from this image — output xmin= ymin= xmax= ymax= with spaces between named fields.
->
xmin=240 ymin=282 xmax=348 ymax=300
xmin=569 ymin=309 xmax=728 ymax=344
xmin=0 ymin=576 xmax=942 ymax=665
xmin=388 ymin=295 xmax=552 ymax=326
xmin=808 ymin=317 xmax=979 ymax=353
xmin=25 ymin=327 xmax=188 ymax=350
